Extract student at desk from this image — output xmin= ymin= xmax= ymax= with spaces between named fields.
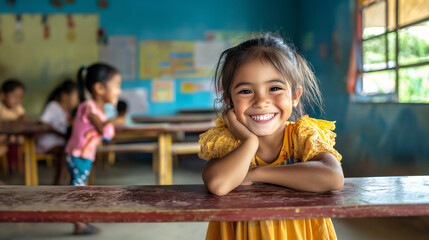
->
xmin=109 ymin=99 xmax=129 ymax=126
xmin=36 ymin=80 xmax=79 ymax=185
xmin=0 ymin=79 xmax=27 ymax=171
xmin=200 ymin=34 xmax=344 ymax=240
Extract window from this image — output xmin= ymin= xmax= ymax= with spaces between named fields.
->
xmin=356 ymin=0 xmax=429 ymax=103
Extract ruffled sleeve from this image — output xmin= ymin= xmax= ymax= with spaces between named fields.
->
xmin=198 ymin=117 xmax=241 ymax=161
xmin=292 ymin=115 xmax=342 ymax=163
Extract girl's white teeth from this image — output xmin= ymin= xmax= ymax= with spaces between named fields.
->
xmin=251 ymin=113 xmax=276 ymax=121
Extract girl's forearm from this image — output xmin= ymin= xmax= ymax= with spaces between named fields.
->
xmin=250 ymin=152 xmax=344 ymax=192
xmin=202 ymin=138 xmax=258 ymax=196
xmin=88 ymin=113 xmax=106 ymax=134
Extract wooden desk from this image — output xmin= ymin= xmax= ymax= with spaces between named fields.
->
xmin=114 ymin=122 xmax=214 ymax=185
xmin=0 ymin=121 xmax=52 ymax=186
xmin=1 ymin=176 xmax=429 ymax=222
xmin=132 ymin=113 xmax=217 ymax=124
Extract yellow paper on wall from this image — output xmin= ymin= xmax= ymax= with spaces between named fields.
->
xmin=0 ymin=14 xmax=99 ymax=118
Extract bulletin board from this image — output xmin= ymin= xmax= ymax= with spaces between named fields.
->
xmin=139 ymin=40 xmax=228 ymax=79
xmin=100 ymin=35 xmax=136 ymax=80
xmin=0 ymin=14 xmax=99 ymax=118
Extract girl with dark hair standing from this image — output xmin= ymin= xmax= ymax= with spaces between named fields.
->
xmin=65 ymin=63 xmax=122 ymax=235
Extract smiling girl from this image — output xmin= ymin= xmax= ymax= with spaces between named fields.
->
xmin=199 ymin=34 xmax=344 ymax=240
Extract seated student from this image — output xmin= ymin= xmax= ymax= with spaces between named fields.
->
xmin=109 ymin=99 xmax=128 ymax=126
xmin=0 ymin=79 xmax=27 ymax=121
xmin=0 ymin=79 xmax=27 ymax=171
xmin=36 ymin=80 xmax=79 ymax=185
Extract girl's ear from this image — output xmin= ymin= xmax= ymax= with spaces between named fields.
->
xmin=292 ymin=87 xmax=303 ymax=107
xmin=225 ymin=97 xmax=234 ymax=109
xmin=93 ymin=82 xmax=105 ymax=96
xmin=0 ymin=93 xmax=4 ymax=101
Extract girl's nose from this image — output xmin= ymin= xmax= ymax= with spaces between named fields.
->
xmin=252 ymin=93 xmax=270 ymax=108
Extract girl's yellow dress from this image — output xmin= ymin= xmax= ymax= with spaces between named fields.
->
xmin=199 ymin=115 xmax=342 ymax=240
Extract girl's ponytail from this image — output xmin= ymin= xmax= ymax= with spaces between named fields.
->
xmin=76 ymin=63 xmax=118 ymax=102
xmin=77 ymin=66 xmax=87 ymax=103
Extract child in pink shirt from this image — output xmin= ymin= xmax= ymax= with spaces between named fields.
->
xmin=65 ymin=63 xmax=121 ymax=235
xmin=65 ymin=99 xmax=114 ymax=167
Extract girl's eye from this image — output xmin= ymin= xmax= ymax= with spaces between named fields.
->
xmin=269 ymin=86 xmax=283 ymax=91
xmin=238 ymin=89 xmax=252 ymax=94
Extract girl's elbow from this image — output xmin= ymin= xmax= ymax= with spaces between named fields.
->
xmin=202 ymin=173 xmax=230 ymax=196
xmin=327 ymin=171 xmax=344 ymax=191
xmin=207 ymin=184 xmax=230 ymax=196
xmin=324 ymin=160 xmax=344 ymax=191
xmin=204 ymin=182 xmax=229 ymax=196
xmin=330 ymin=175 xmax=344 ymax=191
xmin=314 ymin=170 xmax=344 ymax=192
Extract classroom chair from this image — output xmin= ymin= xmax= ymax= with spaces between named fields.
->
xmin=36 ymin=153 xmax=53 ymax=167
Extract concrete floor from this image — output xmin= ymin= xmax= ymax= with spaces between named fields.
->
xmin=1 ymin=153 xmax=429 ymax=240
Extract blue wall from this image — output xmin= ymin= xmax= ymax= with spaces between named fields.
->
xmin=3 ymin=0 xmax=427 ymax=176
xmin=297 ymin=0 xmax=429 ymax=176
xmin=1 ymin=0 xmax=298 ymax=115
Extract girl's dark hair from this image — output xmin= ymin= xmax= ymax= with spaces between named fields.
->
xmin=117 ymin=99 xmax=127 ymax=113
xmin=1 ymin=79 xmax=25 ymax=93
xmin=214 ymin=33 xmax=323 ymax=121
xmin=45 ymin=79 xmax=77 ymax=107
xmin=77 ymin=63 xmax=119 ymax=102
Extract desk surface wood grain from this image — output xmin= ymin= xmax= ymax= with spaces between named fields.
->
xmin=1 ymin=176 xmax=429 ymax=222
xmin=0 ymin=121 xmax=52 ymax=135
xmin=132 ymin=114 xmax=217 ymax=124
xmin=116 ymin=121 xmax=215 ymax=134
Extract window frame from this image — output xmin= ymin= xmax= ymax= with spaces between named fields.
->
xmin=355 ymin=0 xmax=429 ymax=103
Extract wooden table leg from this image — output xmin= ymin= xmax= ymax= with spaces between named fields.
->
xmin=157 ymin=133 xmax=172 ymax=185
xmin=106 ymin=140 xmax=116 ymax=170
xmin=29 ymin=136 xmax=38 ymax=185
xmin=152 ymin=151 xmax=159 ymax=172
xmin=165 ymin=133 xmax=172 ymax=184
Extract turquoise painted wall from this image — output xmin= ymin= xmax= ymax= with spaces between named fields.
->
xmin=3 ymin=0 xmax=426 ymax=175
xmin=297 ymin=0 xmax=429 ymax=176
xmin=1 ymin=0 xmax=298 ymax=116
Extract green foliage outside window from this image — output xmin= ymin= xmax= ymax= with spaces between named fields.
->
xmin=362 ymin=23 xmax=429 ymax=103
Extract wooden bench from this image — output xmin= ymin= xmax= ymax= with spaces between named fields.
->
xmin=95 ymin=122 xmax=212 ymax=185
xmin=97 ymin=142 xmax=200 ymax=155
xmin=1 ymin=176 xmax=429 ymax=222
xmin=97 ymin=141 xmax=201 ymax=178
xmin=132 ymin=113 xmax=217 ymax=124
xmin=97 ymin=142 xmax=158 ymax=153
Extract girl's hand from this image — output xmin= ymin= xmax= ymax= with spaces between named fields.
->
xmin=223 ymin=109 xmax=257 ymax=142
xmin=241 ymin=166 xmax=257 ymax=185
xmin=108 ymin=116 xmax=126 ymax=126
